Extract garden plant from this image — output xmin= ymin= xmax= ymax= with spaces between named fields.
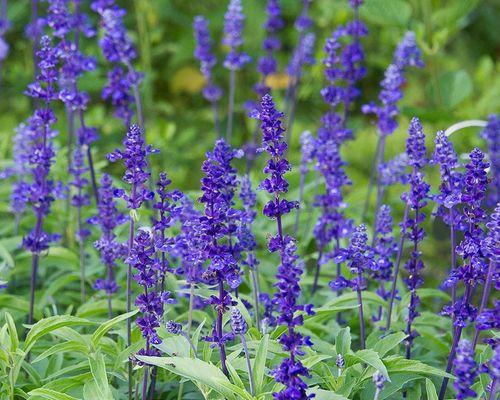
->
xmin=0 ymin=0 xmax=498 ymax=399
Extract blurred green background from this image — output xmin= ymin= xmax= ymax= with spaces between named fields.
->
xmin=0 ymin=0 xmax=499 ymax=291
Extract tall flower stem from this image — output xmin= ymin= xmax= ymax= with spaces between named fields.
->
xmin=141 ymin=341 xmax=150 ymax=400
xmin=356 ymin=272 xmax=366 ymax=349
xmin=472 ymin=260 xmax=495 ymax=349
xmin=250 ymin=267 xmax=260 ymax=329
xmin=240 ymin=333 xmax=255 ymax=395
xmin=386 ymin=203 xmax=410 ymax=330
xmin=187 ymin=282 xmax=195 ymax=333
xmin=217 ymin=279 xmax=229 ymax=376
xmin=226 ymin=69 xmax=236 ymax=144
xmin=212 ymin=101 xmax=222 ymax=138
xmin=78 ymin=205 xmax=85 ymax=302
xmin=126 ymin=215 xmax=135 ymax=400
xmin=449 ymin=209 xmax=457 ymax=316
xmin=438 ymin=286 xmax=472 ymax=400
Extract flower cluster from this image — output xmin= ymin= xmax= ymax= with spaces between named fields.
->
xmin=22 ymin=36 xmax=60 ymax=255
xmin=193 ymin=16 xmax=222 ymax=103
xmin=481 ymin=115 xmax=499 ymax=206
xmin=378 ymin=153 xmax=409 ymax=187
xmin=330 ymin=224 xmax=374 ymax=291
xmin=362 ymin=32 xmax=423 ymax=137
xmin=198 ymin=139 xmax=242 ymax=373
xmin=222 ymin=0 xmax=250 ymax=70
xmin=92 ymin=0 xmax=141 ymax=125
xmin=401 ymin=117 xmax=430 ymax=356
xmin=432 ymin=131 xmax=463 ymax=229
xmin=255 ymin=0 xmax=284 ymax=94
xmin=443 ymin=148 xmax=489 ymax=331
xmin=453 ymin=340 xmax=478 ymax=399
xmin=90 ymin=174 xmax=127 ymax=297
xmin=128 ymin=228 xmax=174 ymax=357
xmin=254 ymin=94 xmax=313 ymax=399
xmin=372 ymin=205 xmax=397 ymax=302
xmin=152 ymin=173 xmax=183 ymax=286
xmin=0 ymin=0 xmax=10 ymax=63
xmin=107 ymin=124 xmax=157 ymax=210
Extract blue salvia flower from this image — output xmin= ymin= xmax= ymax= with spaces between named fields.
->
xmin=152 ymin=173 xmax=183 ymax=293
xmin=92 ymin=0 xmax=143 ymax=126
xmin=287 ymin=32 xmax=316 ymax=84
xmin=399 ymin=117 xmax=430 ymax=358
xmin=89 ymin=174 xmax=128 ymax=316
xmin=238 ymin=175 xmax=261 ymax=323
xmin=128 ymin=228 xmax=175 ymax=360
xmin=222 ymin=0 xmax=250 ymax=71
xmin=439 ymin=148 xmax=490 ymax=398
xmin=330 ymin=224 xmax=373 ymax=348
xmin=193 ymin=15 xmax=222 ymax=103
xmin=255 ymin=0 xmax=284 ymax=95
xmin=362 ymin=32 xmax=423 ymax=137
xmin=453 ymin=340 xmax=478 ymax=399
xmin=312 ymin=0 xmax=367 ymax=291
xmin=0 ymin=0 xmax=10 ymax=64
xmin=198 ymin=139 xmax=243 ymax=376
xmin=253 ymin=93 xmax=313 ymax=399
xmin=481 ymin=115 xmax=499 ymax=206
xmin=485 ymin=346 xmax=499 ymax=398
xmin=473 ymin=203 xmax=500 ymax=348
xmin=379 ymin=153 xmax=409 ymax=187
xmin=107 ymin=124 xmax=157 ymax=210
xmin=372 ymin=205 xmax=397 ymax=303
xmin=294 ymin=0 xmax=312 ymax=32
xmin=443 ymin=148 xmax=489 ymax=317
xmin=432 ymin=131 xmax=463 ymax=227
xmin=5 ymin=124 xmax=31 ymax=227
xmin=22 ymin=36 xmax=61 ymax=324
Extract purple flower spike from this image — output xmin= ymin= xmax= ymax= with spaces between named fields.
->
xmin=107 ymin=124 xmax=157 ymax=210
xmin=193 ymin=15 xmax=222 ymax=103
xmin=223 ymin=0 xmax=250 ymax=70
xmin=90 ymin=174 xmax=128 ymax=307
xmin=362 ymin=32 xmax=423 ymax=137
xmin=254 ymin=94 xmax=313 ymax=399
xmin=257 ymin=0 xmax=284 ymax=79
xmin=481 ymin=115 xmax=499 ymax=206
xmin=92 ymin=0 xmax=143 ymax=126
xmin=371 ymin=205 xmax=397 ymax=304
xmin=198 ymin=139 xmax=242 ymax=376
xmin=453 ymin=340 xmax=478 ymax=399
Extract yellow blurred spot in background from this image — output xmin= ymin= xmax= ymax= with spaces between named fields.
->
xmin=266 ymin=73 xmax=290 ymax=90
xmin=171 ymin=67 xmax=205 ymax=94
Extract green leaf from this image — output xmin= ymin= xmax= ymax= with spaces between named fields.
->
xmin=425 ymin=378 xmax=438 ymax=400
xmin=91 ymin=310 xmax=138 ymax=348
xmin=5 ymin=312 xmax=19 ymax=352
xmin=24 ymin=315 xmax=93 ymax=352
xmin=28 ymin=388 xmax=79 ymax=400
xmin=384 ymin=356 xmax=454 ymax=379
xmin=307 ymin=387 xmax=349 ymax=400
xmin=438 ymin=70 xmax=473 ymax=109
xmin=253 ymin=334 xmax=269 ymax=395
xmin=372 ymin=332 xmax=407 ymax=357
xmin=349 ymin=349 xmax=389 ymax=380
xmin=361 ymin=0 xmax=412 ymax=26
xmin=302 ymin=354 xmax=332 ymax=369
xmin=136 ymin=355 xmax=253 ymax=400
xmin=88 ymin=353 xmax=113 ymax=400
xmin=32 ymin=341 xmax=89 ymax=363
xmin=336 ymin=327 xmax=351 ymax=356
xmin=0 ymin=240 xmax=14 ymax=268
